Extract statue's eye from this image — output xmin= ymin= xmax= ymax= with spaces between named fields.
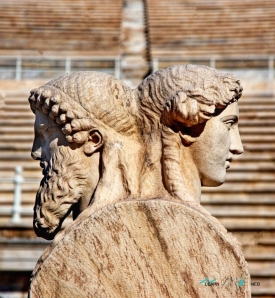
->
xmin=37 ymin=126 xmax=46 ymax=136
xmin=41 ymin=126 xmax=56 ymax=137
xmin=224 ymin=120 xmax=234 ymax=130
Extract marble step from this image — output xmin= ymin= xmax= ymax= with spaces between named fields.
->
xmin=203 ymin=205 xmax=275 ymax=217
xmin=201 ymin=193 xmax=275 ymax=204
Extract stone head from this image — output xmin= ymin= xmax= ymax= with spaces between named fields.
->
xmin=29 ymin=71 xmax=140 ymax=239
xmin=134 ymin=64 xmax=244 ymax=201
xmin=28 ymin=65 xmax=244 ymax=239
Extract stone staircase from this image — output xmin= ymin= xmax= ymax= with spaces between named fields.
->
xmin=0 ymin=89 xmax=41 ymax=228
xmin=0 ymin=0 xmax=123 ymax=56
xmin=146 ymin=0 xmax=275 ymax=57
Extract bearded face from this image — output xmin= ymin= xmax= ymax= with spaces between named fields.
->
xmin=32 ymin=110 xmax=100 ymax=240
xmin=34 ymin=145 xmax=90 ymax=240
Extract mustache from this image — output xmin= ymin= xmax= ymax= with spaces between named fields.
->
xmin=39 ymin=160 xmax=48 ymax=177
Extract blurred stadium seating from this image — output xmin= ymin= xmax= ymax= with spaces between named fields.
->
xmin=0 ymin=0 xmax=274 ymax=297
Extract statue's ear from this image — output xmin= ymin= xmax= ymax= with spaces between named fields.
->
xmin=179 ymin=121 xmax=206 ymax=146
xmin=83 ymin=130 xmax=103 ymax=155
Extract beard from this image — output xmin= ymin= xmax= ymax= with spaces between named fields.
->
xmin=33 ymin=146 xmax=90 ymax=240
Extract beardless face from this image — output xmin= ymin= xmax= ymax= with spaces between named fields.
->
xmin=185 ymin=101 xmax=243 ymax=187
xmin=31 ymin=110 xmax=100 ymax=239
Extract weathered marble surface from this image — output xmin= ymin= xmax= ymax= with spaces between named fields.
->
xmin=28 ymin=65 xmax=250 ymax=297
xmin=29 ymin=200 xmax=250 ymax=298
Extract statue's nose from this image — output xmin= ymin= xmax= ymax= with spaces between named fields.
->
xmin=229 ymin=126 xmax=244 ymax=155
xmin=31 ymin=148 xmax=42 ymax=160
xmin=31 ymin=135 xmax=42 ymax=160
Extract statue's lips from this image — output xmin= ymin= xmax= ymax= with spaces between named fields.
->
xmin=225 ymin=155 xmax=233 ymax=169
xmin=39 ymin=161 xmax=45 ymax=169
xmin=39 ymin=161 xmax=47 ymax=176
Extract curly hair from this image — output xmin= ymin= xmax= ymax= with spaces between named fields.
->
xmin=33 ymin=145 xmax=90 ymax=239
xmin=29 ymin=71 xmax=139 ymax=143
xmin=135 ymin=64 xmax=242 ymax=132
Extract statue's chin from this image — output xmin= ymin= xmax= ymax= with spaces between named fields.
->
xmin=33 ymin=216 xmax=60 ymax=240
xmin=201 ymin=173 xmax=226 ymax=187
